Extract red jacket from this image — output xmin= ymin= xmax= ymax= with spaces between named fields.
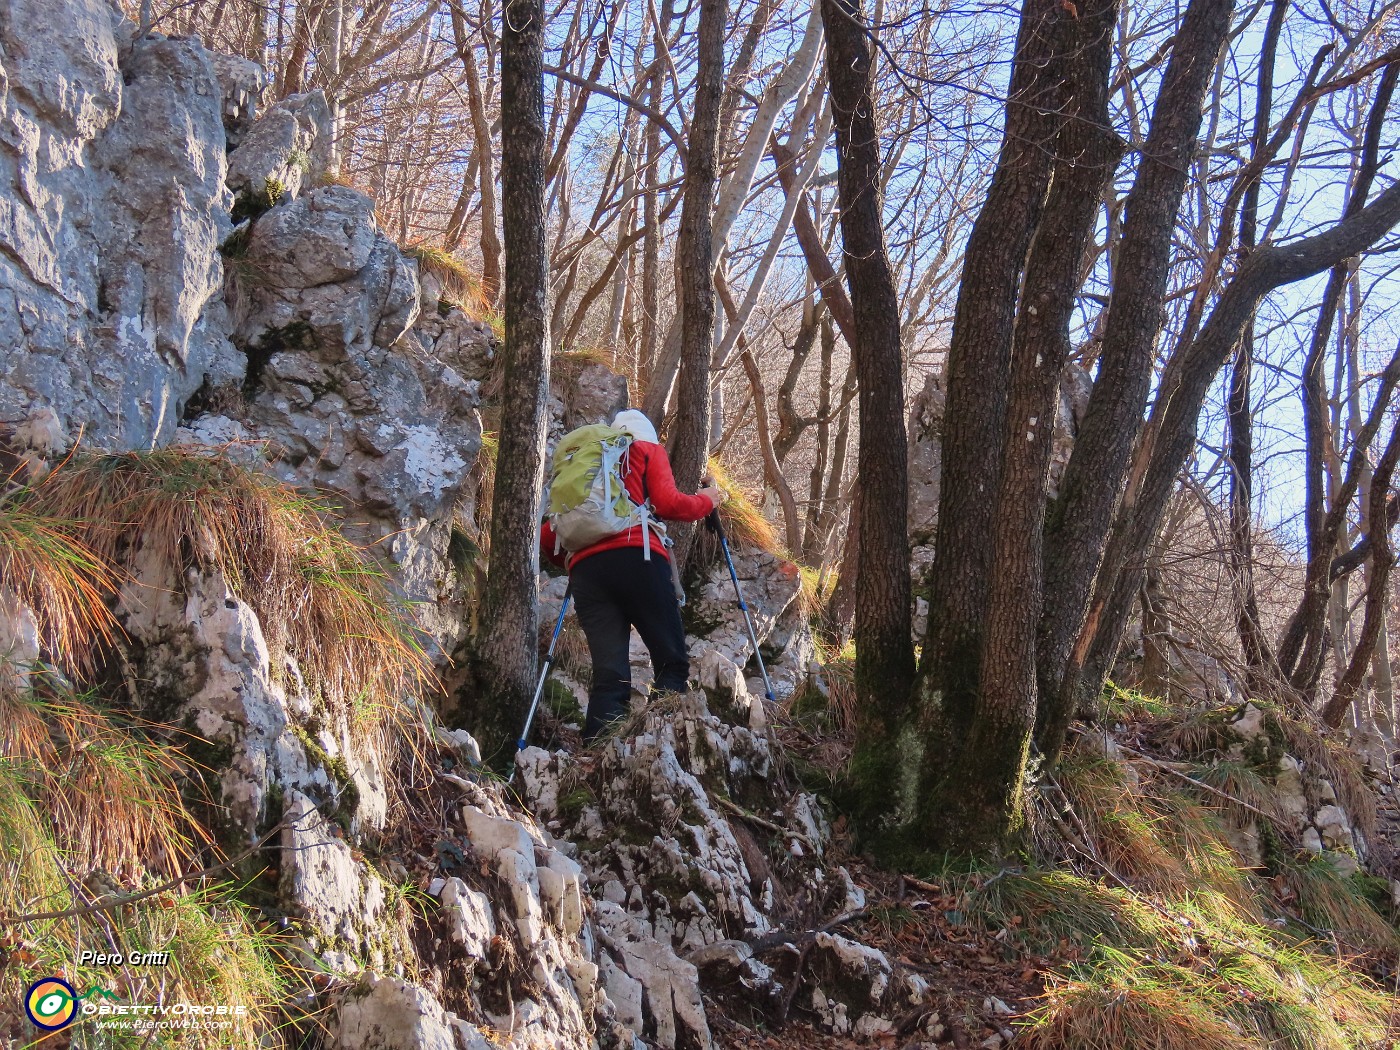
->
xmin=541 ymin=440 xmax=712 ymax=570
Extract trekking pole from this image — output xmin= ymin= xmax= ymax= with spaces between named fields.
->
xmin=507 ymin=587 xmax=572 ymax=784
xmin=706 ymin=510 xmax=776 ymax=702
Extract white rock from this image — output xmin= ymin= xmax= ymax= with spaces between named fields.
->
xmin=335 ymin=977 xmax=458 ymax=1050
xmin=461 ymin=805 xmax=536 ymax=859
xmin=854 ymin=1014 xmax=895 ymax=1038
xmin=1314 ymin=805 xmax=1353 ymax=850
xmin=1232 ymin=702 xmax=1268 ymax=742
xmin=812 ymin=931 xmax=892 ymax=1003
xmin=497 ymin=847 xmax=543 ymax=947
xmin=281 ymin=791 xmax=383 ymax=948
xmin=439 ymin=878 xmax=495 ymax=958
xmin=1275 ymin=756 xmax=1309 ymax=826
xmin=593 ymin=901 xmax=712 ymax=1049
xmin=1324 ymin=851 xmax=1359 ymax=878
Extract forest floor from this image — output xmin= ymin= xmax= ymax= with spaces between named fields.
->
xmin=707 ymin=849 xmax=1056 ymax=1049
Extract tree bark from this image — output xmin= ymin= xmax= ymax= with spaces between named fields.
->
xmin=714 ymin=272 xmax=804 ymax=554
xmin=1037 ymin=0 xmax=1237 ymax=741
xmin=822 ymin=0 xmax=916 ymax=821
xmin=471 ymin=0 xmax=550 ymax=760
xmin=1140 ymin=561 xmax=1171 ymax=698
xmin=924 ymin=0 xmax=1120 ymax=848
xmin=924 ymin=0 xmax=1080 ymax=749
xmin=454 ymin=12 xmax=503 ymax=304
xmin=665 ymin=0 xmax=727 ymax=568
xmin=772 ymin=139 xmax=858 ymax=347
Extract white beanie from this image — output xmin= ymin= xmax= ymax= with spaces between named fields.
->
xmin=612 ymin=409 xmax=658 ymax=444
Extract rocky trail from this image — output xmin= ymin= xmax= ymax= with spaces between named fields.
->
xmin=1 ymin=3 xmax=1398 ymax=1047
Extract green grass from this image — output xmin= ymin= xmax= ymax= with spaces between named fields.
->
xmin=1100 ymin=680 xmax=1173 ymax=721
xmin=996 ymin=726 xmax=1400 ymax=1050
xmin=0 ymin=684 xmax=290 ymax=1046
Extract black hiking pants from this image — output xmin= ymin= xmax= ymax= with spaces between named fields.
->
xmin=570 ymin=546 xmax=689 ymax=739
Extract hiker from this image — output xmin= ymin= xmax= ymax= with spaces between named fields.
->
xmin=541 ymin=409 xmax=723 ymax=740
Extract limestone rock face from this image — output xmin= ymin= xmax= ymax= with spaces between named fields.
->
xmin=216 ymin=172 xmax=486 ymax=655
xmin=233 ymin=184 xmax=421 ymax=356
xmin=907 ymin=372 xmax=944 ymax=555
xmin=0 ymin=6 xmax=243 ymax=450
xmin=686 ymin=546 xmax=806 ymax=698
xmin=226 ymin=90 xmax=332 ymax=200
xmin=334 ymin=976 xmax=464 ymax=1050
xmin=119 ymin=564 xmax=389 ymax=842
xmin=905 ymin=361 xmax=1091 ymax=593
xmin=207 ymin=52 xmax=266 ymax=147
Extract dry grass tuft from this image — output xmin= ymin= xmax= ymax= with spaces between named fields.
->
xmin=969 ymin=868 xmax=1181 ymax=955
xmin=1273 ymin=850 xmax=1400 ymax=953
xmin=708 ymin=458 xmax=781 ymax=554
xmin=0 ymin=479 xmax=121 ymax=675
xmin=555 ymin=346 xmax=618 ymax=375
xmin=1053 ymin=755 xmax=1189 ymax=895
xmin=790 ymin=638 xmax=857 ymax=735
xmin=1271 ymin=711 xmax=1376 ymax=845
xmin=0 ymin=682 xmax=205 ymax=883
xmin=34 ymin=447 xmax=430 ymax=730
xmin=688 ymin=458 xmax=785 ymax=579
xmin=404 ymin=242 xmax=491 ymax=318
xmin=1022 ymin=969 xmax=1260 ymax=1050
xmin=1022 ymin=937 xmax=1397 ymax=1050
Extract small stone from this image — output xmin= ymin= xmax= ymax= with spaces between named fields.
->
xmin=1231 ymin=702 xmax=1267 ymax=741
xmin=1324 ymin=851 xmax=1359 ymax=877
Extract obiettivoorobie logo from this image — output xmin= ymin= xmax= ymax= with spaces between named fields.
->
xmin=25 ymin=977 xmax=77 ymax=1030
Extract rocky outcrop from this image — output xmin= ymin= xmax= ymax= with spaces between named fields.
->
xmin=0 ymin=5 xmax=244 ymax=450
xmin=515 ymin=691 xmax=932 ymax=1043
xmin=905 ymin=362 xmax=1092 ymax=608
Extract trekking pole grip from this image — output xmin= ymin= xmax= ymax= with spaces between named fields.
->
xmin=706 ymin=508 xmax=724 ymax=537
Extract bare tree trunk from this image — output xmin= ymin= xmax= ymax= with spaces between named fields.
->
xmin=823 ymin=482 xmax=859 ymax=642
xmin=1323 ymin=413 xmax=1400 ymax=728
xmin=1039 ymin=0 xmax=1237 ymax=736
xmin=1227 ymin=0 xmax=1287 ymax=696
xmin=715 ymin=273 xmax=803 ymax=553
xmin=822 ymin=0 xmax=915 ymax=824
xmin=666 ymin=0 xmax=727 ymax=568
xmin=925 ymin=0 xmax=1073 ymax=724
xmin=1140 ymin=560 xmax=1171 ymax=698
xmin=775 ymin=296 xmax=824 ymax=464
xmin=471 ymin=0 xmax=550 ymax=760
xmin=454 ymin=6 xmax=503 ymax=303
xmin=924 ymin=0 xmax=1119 ymax=849
xmin=804 ymin=300 xmax=832 ymax=561
xmin=1075 ymin=181 xmax=1400 ymax=717
xmin=772 ymin=140 xmax=858 ymax=346
xmin=1277 ymin=63 xmax=1399 ymax=685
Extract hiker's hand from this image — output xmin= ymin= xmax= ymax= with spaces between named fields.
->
xmin=699 ymin=484 xmax=723 ymax=510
